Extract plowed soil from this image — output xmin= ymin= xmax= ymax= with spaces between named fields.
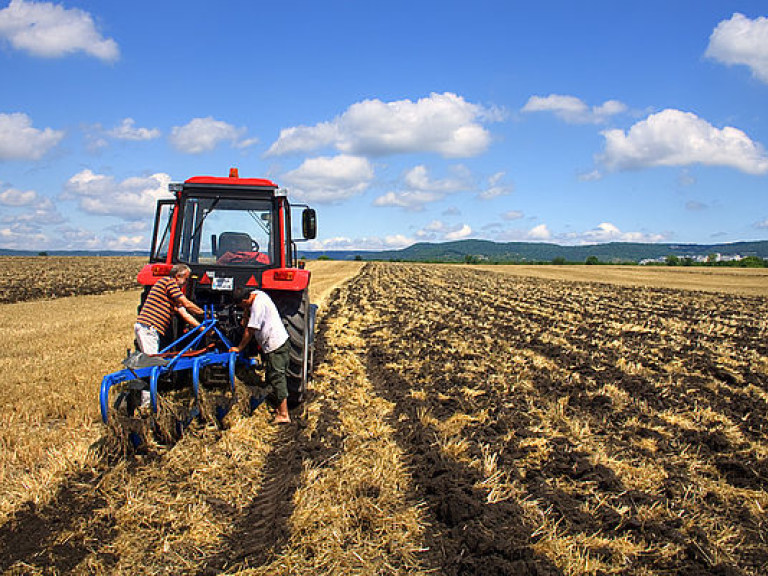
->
xmin=349 ymin=263 xmax=767 ymax=575
xmin=0 ymin=256 xmax=144 ymax=303
xmin=1 ymin=262 xmax=766 ymax=575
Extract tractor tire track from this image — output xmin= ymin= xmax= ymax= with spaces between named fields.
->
xmin=197 ymin=422 xmax=305 ymax=574
xmin=196 ymin=404 xmax=345 ymax=575
xmin=196 ymin=294 xmax=346 ymax=574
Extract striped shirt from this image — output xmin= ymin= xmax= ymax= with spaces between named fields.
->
xmin=137 ymin=276 xmax=184 ymax=333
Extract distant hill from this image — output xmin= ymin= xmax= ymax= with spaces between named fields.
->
xmin=299 ymin=239 xmax=768 ymax=263
xmin=3 ymin=239 xmax=766 ymax=263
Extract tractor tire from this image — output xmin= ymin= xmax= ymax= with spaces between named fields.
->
xmin=275 ymin=289 xmax=315 ymax=407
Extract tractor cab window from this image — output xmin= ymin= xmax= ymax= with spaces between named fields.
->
xmin=177 ymin=197 xmax=274 ymax=266
xmin=151 ymin=202 xmax=174 ymax=262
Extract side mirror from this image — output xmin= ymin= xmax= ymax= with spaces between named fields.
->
xmin=302 ymin=208 xmax=317 ymax=240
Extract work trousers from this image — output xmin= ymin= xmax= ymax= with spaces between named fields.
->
xmin=263 ymin=339 xmax=290 ymax=402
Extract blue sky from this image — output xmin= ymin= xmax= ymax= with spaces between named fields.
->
xmin=0 ymin=0 xmax=767 ymax=252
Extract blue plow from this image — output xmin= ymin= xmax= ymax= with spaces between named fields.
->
xmin=100 ymin=307 xmax=257 ymax=424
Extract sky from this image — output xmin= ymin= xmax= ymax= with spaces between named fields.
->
xmin=0 ymin=0 xmax=767 ymax=253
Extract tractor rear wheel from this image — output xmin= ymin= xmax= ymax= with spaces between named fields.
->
xmin=276 ymin=289 xmax=315 ymax=407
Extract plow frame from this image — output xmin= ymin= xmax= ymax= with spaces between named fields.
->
xmin=99 ymin=306 xmax=257 ymax=423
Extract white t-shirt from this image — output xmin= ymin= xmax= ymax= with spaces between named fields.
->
xmin=246 ymin=291 xmax=289 ymax=353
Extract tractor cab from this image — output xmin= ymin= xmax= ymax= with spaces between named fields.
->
xmin=139 ymin=171 xmax=317 ymax=306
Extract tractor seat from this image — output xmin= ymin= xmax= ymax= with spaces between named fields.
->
xmin=217 ymin=232 xmax=252 ymax=256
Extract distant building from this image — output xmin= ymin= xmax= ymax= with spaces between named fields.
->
xmin=638 ymin=253 xmax=743 ymax=265
xmin=639 ymin=257 xmax=666 ymax=265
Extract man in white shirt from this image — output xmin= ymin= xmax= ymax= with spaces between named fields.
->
xmin=230 ymin=288 xmax=291 ymax=423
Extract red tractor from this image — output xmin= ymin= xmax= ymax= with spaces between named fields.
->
xmin=100 ymin=169 xmax=317 ymax=440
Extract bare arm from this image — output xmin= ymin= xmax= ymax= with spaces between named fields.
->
xmin=176 ymin=306 xmax=201 ymax=328
xmin=178 ymin=295 xmax=204 ymax=316
xmin=230 ymin=327 xmax=255 ymax=353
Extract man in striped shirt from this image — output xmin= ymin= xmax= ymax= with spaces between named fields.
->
xmin=134 ymin=264 xmax=204 ymax=355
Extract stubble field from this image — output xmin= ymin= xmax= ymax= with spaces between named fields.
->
xmin=0 ymin=259 xmax=766 ymax=575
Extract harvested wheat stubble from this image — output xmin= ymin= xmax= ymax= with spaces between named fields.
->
xmin=0 ymin=259 xmax=359 ymax=531
xmin=475 ymin=264 xmax=768 ymax=297
xmin=1 ymin=261 xmax=766 ymax=575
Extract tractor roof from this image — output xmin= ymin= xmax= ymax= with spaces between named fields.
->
xmin=184 ymin=176 xmax=278 ymax=188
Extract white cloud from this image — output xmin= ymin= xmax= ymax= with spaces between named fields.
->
xmin=107 ymin=220 xmax=150 ymax=234
xmin=305 ymin=234 xmax=413 ymax=252
xmin=84 ymin=133 xmax=108 ymax=153
xmin=374 ymin=189 xmax=442 ymax=211
xmin=563 ymin=222 xmax=667 ymax=244
xmin=600 ymin=109 xmax=768 ymax=174
xmin=267 ymin=92 xmax=495 ymax=158
xmin=374 ymin=165 xmax=469 ymax=211
xmin=169 ymin=117 xmax=256 ymax=154
xmin=502 ymin=210 xmax=524 ymax=221
xmin=0 ymin=0 xmax=118 ymax=62
xmin=0 ymin=223 xmax=48 ymax=249
xmin=281 ymin=155 xmax=374 ymax=203
xmin=424 ymin=220 xmax=447 ymax=232
xmin=0 ymin=198 xmax=68 ymax=247
xmin=478 ymin=171 xmax=513 ymax=200
xmin=268 ymin=123 xmax=338 ymax=156
xmin=677 ymin=169 xmax=696 ymax=187
xmin=491 ymin=221 xmax=667 ymax=245
xmin=686 ymin=201 xmax=708 ymax=211
xmin=581 ymin=222 xmax=662 ymax=243
xmin=104 ymin=235 xmax=146 ymax=250
xmin=0 ymin=187 xmax=37 ymax=206
xmin=402 ymin=165 xmax=458 ymax=192
xmin=55 ymin=225 xmax=97 ymax=246
xmin=83 ymin=118 xmax=161 ymax=152
xmin=54 ymin=225 xmax=146 ymax=251
xmin=415 ymin=220 xmax=472 ymax=242
xmin=486 ymin=225 xmax=530 ymax=242
xmin=64 ymin=170 xmax=172 ymax=219
xmin=3 ymin=197 xmax=65 ymax=225
xmin=445 ymin=224 xmax=472 ymax=240
xmin=755 ymin=218 xmax=768 ymax=229
xmin=706 ymin=13 xmax=768 ymax=84
xmin=108 ymin=118 xmax=161 ymax=141
xmin=4 ymin=221 xmax=40 ymax=235
xmin=0 ymin=112 xmax=64 ymax=160
xmin=578 ymin=169 xmax=603 ymax=182
xmin=522 ymin=94 xmax=627 ymax=124
xmin=527 ymin=224 xmax=551 ymax=240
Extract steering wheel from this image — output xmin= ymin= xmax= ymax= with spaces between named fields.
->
xmin=251 ymin=239 xmax=260 ymax=252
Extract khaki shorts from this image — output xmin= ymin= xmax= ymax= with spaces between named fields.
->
xmin=134 ymin=322 xmax=160 ymax=355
